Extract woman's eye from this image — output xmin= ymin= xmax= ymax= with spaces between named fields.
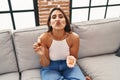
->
xmin=52 ymin=15 xmax=56 ymax=19
xmin=59 ymin=14 xmax=63 ymax=18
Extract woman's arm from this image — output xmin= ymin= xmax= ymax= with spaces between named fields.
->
xmin=39 ymin=45 xmax=50 ymax=67
xmin=69 ymin=32 xmax=80 ymax=59
xmin=33 ymin=33 xmax=50 ymax=67
xmin=68 ymin=33 xmax=92 ymax=80
xmin=66 ymin=32 xmax=79 ymax=68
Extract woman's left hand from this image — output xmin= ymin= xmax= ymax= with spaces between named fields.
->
xmin=66 ymin=55 xmax=76 ymax=68
xmin=86 ymin=76 xmax=92 ymax=80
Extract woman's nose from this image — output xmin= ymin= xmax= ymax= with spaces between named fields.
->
xmin=55 ymin=17 xmax=60 ymax=21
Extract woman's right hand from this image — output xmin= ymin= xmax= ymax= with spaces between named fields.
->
xmin=33 ymin=42 xmax=45 ymax=55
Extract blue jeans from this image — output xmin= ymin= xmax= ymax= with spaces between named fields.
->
xmin=40 ymin=60 xmax=85 ymax=80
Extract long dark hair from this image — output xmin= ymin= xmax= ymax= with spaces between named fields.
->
xmin=47 ymin=7 xmax=71 ymax=32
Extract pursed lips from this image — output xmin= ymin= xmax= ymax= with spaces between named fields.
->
xmin=56 ymin=21 xmax=60 ymax=25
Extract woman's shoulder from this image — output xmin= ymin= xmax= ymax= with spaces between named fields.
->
xmin=38 ymin=32 xmax=51 ymax=42
xmin=66 ymin=32 xmax=80 ymax=46
xmin=38 ymin=32 xmax=50 ymax=39
xmin=69 ymin=32 xmax=79 ymax=39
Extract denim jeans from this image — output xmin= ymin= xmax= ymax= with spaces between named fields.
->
xmin=40 ymin=60 xmax=85 ymax=80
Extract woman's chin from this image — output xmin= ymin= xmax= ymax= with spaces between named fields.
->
xmin=54 ymin=27 xmax=64 ymax=30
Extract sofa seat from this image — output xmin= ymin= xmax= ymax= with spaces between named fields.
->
xmin=21 ymin=69 xmax=41 ymax=80
xmin=77 ymin=53 xmax=120 ymax=80
xmin=0 ymin=72 xmax=19 ymax=80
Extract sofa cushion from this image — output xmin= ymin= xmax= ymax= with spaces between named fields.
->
xmin=13 ymin=26 xmax=48 ymax=72
xmin=0 ymin=30 xmax=18 ymax=74
xmin=73 ymin=18 xmax=120 ymax=58
xmin=0 ymin=72 xmax=19 ymax=80
xmin=77 ymin=54 xmax=120 ymax=80
xmin=21 ymin=69 xmax=41 ymax=80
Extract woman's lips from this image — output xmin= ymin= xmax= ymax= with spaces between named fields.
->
xmin=56 ymin=21 xmax=60 ymax=25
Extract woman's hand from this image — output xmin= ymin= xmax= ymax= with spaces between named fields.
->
xmin=86 ymin=76 xmax=92 ymax=80
xmin=33 ymin=42 xmax=45 ymax=55
xmin=66 ymin=55 xmax=76 ymax=68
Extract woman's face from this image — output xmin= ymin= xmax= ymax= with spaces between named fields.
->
xmin=50 ymin=10 xmax=66 ymax=31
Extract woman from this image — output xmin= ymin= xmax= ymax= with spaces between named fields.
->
xmin=33 ymin=7 xmax=91 ymax=80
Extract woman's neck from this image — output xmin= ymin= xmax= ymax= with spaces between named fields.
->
xmin=51 ymin=30 xmax=66 ymax=40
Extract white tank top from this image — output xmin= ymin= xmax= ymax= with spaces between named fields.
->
xmin=49 ymin=39 xmax=70 ymax=61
